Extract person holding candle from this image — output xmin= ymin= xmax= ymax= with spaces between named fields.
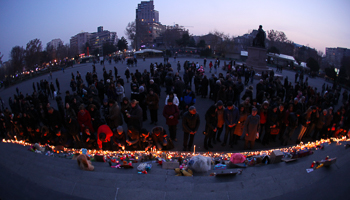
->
xmin=82 ymin=127 xmax=96 ymax=149
xmin=97 ymin=124 xmax=113 ymax=150
xmin=182 ymin=106 xmax=200 ymax=151
xmin=151 ymin=126 xmax=170 ymax=150
xmin=112 ymin=126 xmax=126 ymax=151
xmin=126 ymin=126 xmax=140 ymax=150
xmin=140 ymin=128 xmax=153 ymax=151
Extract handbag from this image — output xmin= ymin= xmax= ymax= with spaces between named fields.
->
xmin=270 ymin=128 xmax=280 ymax=135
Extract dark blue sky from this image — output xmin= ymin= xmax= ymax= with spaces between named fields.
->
xmin=1 ymin=0 xmax=349 ymax=61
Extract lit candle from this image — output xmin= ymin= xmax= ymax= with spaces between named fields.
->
xmin=194 ymin=145 xmax=196 ymax=154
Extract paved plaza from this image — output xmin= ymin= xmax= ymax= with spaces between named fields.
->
xmin=0 ymin=57 xmax=349 ymax=200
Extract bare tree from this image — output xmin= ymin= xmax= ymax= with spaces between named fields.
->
xmin=25 ymin=39 xmax=42 ymax=70
xmin=125 ymin=21 xmax=136 ymax=49
xmin=11 ymin=46 xmax=25 ymax=74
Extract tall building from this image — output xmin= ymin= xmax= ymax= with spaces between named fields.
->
xmin=326 ymin=47 xmax=350 ymax=69
xmin=70 ymin=27 xmax=118 ymax=56
xmin=47 ymin=38 xmax=63 ymax=49
xmin=89 ymin=26 xmax=118 ymax=55
xmin=70 ymin=32 xmax=91 ymax=55
xmin=136 ymin=0 xmax=159 ymax=23
xmin=135 ymin=0 xmax=164 ymax=49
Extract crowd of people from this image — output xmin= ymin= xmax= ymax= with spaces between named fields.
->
xmin=0 ymin=57 xmax=349 ymax=152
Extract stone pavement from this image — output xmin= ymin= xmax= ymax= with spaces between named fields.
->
xmin=0 ymin=141 xmax=349 ymax=200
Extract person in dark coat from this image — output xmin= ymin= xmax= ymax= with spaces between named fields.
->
xmin=281 ymin=110 xmax=300 ymax=146
xmin=82 ymin=127 xmax=96 ymax=149
xmin=244 ymin=108 xmax=260 ymax=149
xmin=53 ymin=128 xmax=68 ymax=147
xmin=151 ymin=126 xmax=168 ymax=150
xmin=111 ymin=126 xmax=125 ymax=150
xmin=127 ymin=99 xmax=143 ymax=130
xmin=146 ymin=89 xmax=159 ymax=125
xmin=125 ymin=68 xmax=130 ymax=83
xmin=107 ymin=100 xmax=122 ymax=130
xmin=65 ymin=117 xmax=80 ymax=147
xmin=139 ymin=128 xmax=153 ymax=151
xmin=201 ymin=75 xmax=209 ymax=98
xmin=263 ymin=105 xmax=279 ymax=145
xmin=182 ymin=106 xmax=200 ymax=151
xmin=204 ymin=105 xmax=217 ymax=150
xmin=126 ymin=126 xmax=140 ymax=150
xmin=47 ymin=107 xmax=63 ymax=132
xmin=163 ymin=98 xmax=180 ymax=141
xmin=138 ymin=86 xmax=148 ymax=121
xmin=222 ymin=101 xmax=239 ymax=148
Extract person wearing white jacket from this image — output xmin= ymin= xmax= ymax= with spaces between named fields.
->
xmin=165 ymin=92 xmax=179 ymax=107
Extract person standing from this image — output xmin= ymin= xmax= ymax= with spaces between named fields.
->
xmin=204 ymin=105 xmax=217 ymax=150
xmin=107 ymin=100 xmax=122 ymax=130
xmin=177 ymin=61 xmax=181 ymax=73
xmin=116 ymin=81 xmax=125 ymax=104
xmin=281 ymin=110 xmax=300 ymax=146
xmin=56 ymin=78 xmax=61 ymax=95
xmin=182 ymin=106 xmax=200 ymax=151
xmin=209 ymin=61 xmax=213 ymax=73
xmin=127 ymin=99 xmax=143 ymax=131
xmin=163 ymin=99 xmax=180 ymax=141
xmin=146 ymin=89 xmax=159 ymax=125
xmin=222 ymin=101 xmax=239 ymax=148
xmin=234 ymin=105 xmax=248 ymax=143
xmin=243 ymin=108 xmax=260 ymax=149
xmin=214 ymin=100 xmax=225 ymax=143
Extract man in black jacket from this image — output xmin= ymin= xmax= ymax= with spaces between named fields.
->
xmin=127 ymin=99 xmax=143 ymax=131
xmin=47 ymin=107 xmax=62 ymax=132
xmin=182 ymin=106 xmax=200 ymax=151
xmin=282 ymin=110 xmax=301 ymax=146
xmin=65 ymin=117 xmax=80 ymax=147
xmin=204 ymin=105 xmax=217 ymax=150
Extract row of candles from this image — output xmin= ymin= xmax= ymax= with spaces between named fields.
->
xmin=2 ymin=137 xmax=349 ymax=159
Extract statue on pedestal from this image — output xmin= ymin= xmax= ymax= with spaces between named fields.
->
xmin=252 ymin=25 xmax=266 ymax=48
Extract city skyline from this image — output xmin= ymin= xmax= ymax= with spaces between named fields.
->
xmin=0 ymin=0 xmax=349 ymax=61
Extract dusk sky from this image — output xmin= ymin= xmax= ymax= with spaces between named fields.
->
xmin=1 ymin=0 xmax=349 ymax=61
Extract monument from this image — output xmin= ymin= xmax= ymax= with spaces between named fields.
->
xmin=246 ymin=25 xmax=269 ymax=74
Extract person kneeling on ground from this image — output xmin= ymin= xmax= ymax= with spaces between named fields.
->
xmin=112 ymin=126 xmax=126 ymax=151
xmin=140 ymin=128 xmax=153 ymax=151
xmin=126 ymin=126 xmax=140 ymax=150
xmin=151 ymin=126 xmax=170 ymax=150
xmin=97 ymin=124 xmax=113 ymax=150
xmin=53 ymin=128 xmax=68 ymax=147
